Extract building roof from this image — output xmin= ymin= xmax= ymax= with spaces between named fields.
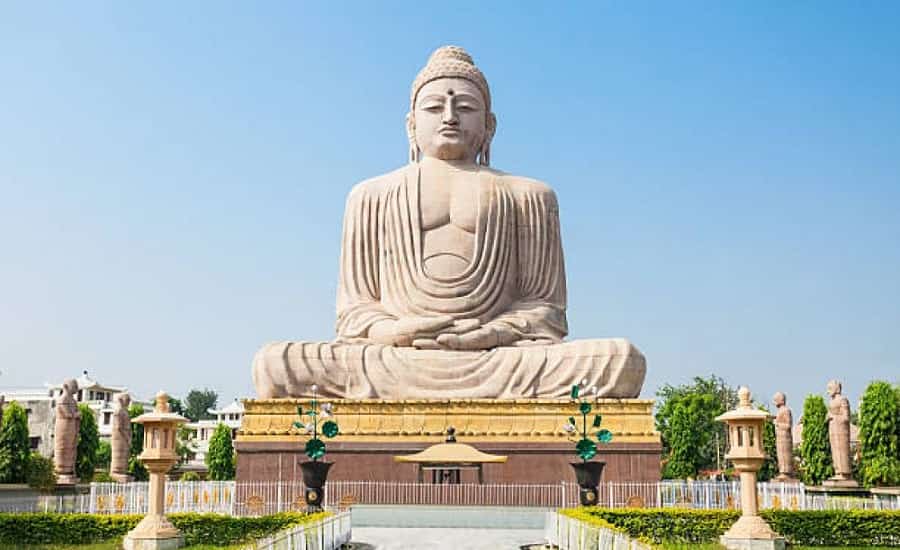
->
xmin=46 ymin=371 xmax=127 ymax=393
xmin=208 ymin=400 xmax=244 ymax=416
xmin=394 ymin=443 xmax=507 ymax=464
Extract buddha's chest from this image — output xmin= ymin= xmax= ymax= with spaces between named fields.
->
xmin=418 ymin=175 xmax=484 ymax=278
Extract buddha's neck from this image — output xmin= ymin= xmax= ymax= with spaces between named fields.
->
xmin=420 ymin=156 xmax=478 ymax=172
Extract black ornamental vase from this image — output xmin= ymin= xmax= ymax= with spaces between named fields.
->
xmin=570 ymin=461 xmax=605 ymax=506
xmin=300 ymin=461 xmax=333 ymax=511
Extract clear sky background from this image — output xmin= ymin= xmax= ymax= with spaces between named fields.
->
xmin=1 ymin=2 xmax=898 ymax=411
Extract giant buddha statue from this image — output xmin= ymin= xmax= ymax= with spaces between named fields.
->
xmin=253 ymin=46 xmax=646 ymax=400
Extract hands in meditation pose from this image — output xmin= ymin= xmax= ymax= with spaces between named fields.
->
xmin=253 ymin=46 xmax=646 ymax=399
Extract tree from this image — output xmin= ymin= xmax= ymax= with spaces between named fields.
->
xmin=206 ymin=423 xmax=235 ymax=480
xmin=0 ymin=402 xmax=31 ymax=483
xmin=758 ymin=405 xmax=778 ymax=482
xmin=799 ymin=394 xmax=833 ymax=485
xmin=128 ymin=403 xmax=148 ymax=481
xmin=26 ymin=452 xmax=57 ymax=492
xmin=76 ymin=404 xmax=100 ymax=480
xmin=661 ymin=392 xmax=718 ymax=479
xmin=656 ymin=376 xmax=737 ymax=478
xmin=95 ymin=440 xmax=112 ymax=471
xmin=857 ymin=380 xmax=900 ymax=487
xmin=184 ymin=389 xmax=218 ymax=423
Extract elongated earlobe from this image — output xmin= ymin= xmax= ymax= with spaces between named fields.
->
xmin=406 ymin=113 xmax=419 ymax=164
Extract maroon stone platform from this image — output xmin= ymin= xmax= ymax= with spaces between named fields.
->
xmin=236 ymin=440 xmax=661 ymax=484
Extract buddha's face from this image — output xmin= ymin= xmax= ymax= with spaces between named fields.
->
xmin=412 ymin=77 xmax=487 ymax=162
xmin=773 ymin=392 xmax=785 ymax=407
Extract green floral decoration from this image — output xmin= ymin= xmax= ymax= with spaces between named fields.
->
xmin=564 ymin=382 xmax=614 ymax=461
xmin=292 ymin=385 xmax=340 ymax=461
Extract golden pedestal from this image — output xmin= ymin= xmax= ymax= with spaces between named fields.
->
xmin=236 ymin=398 xmax=661 ymax=484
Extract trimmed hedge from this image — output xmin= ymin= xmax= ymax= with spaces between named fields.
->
xmin=568 ymin=507 xmax=900 ymax=547
xmin=0 ymin=511 xmax=326 ymax=546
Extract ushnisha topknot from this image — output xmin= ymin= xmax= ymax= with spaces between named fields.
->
xmin=410 ymin=45 xmax=491 ymax=111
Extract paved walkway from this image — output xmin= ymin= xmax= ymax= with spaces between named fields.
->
xmin=349 ymin=527 xmax=545 ymax=549
xmin=347 ymin=505 xmax=549 ymax=549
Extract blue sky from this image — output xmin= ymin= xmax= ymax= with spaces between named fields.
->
xmin=1 ymin=2 xmax=898 ymax=410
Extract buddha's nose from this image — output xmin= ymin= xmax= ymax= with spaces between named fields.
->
xmin=442 ymin=102 xmax=458 ymax=125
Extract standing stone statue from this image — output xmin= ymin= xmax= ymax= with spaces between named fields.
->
xmin=0 ymin=394 xmax=5 ymax=425
xmin=825 ymin=380 xmax=855 ymax=486
xmin=252 ymin=45 xmax=647 ymax=399
xmin=772 ymin=392 xmax=795 ymax=481
xmin=54 ymin=379 xmax=81 ymax=485
xmin=110 ymin=393 xmax=133 ymax=483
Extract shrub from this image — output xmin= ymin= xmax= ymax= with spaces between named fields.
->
xmin=575 ymin=508 xmax=737 ymax=544
xmin=25 ymin=452 xmax=57 ymax=493
xmin=207 ymin=423 xmax=235 ymax=481
xmin=92 ymin=470 xmax=114 ymax=483
xmin=180 ymin=471 xmax=202 ymax=481
xmin=76 ymin=404 xmax=100 ymax=481
xmin=799 ymin=394 xmax=833 ymax=485
xmin=858 ymin=380 xmax=900 ymax=487
xmin=0 ymin=511 xmax=326 ymax=545
xmin=95 ymin=440 xmax=112 ymax=470
xmin=569 ymin=507 xmax=900 ymax=547
xmin=0 ymin=401 xmax=31 ymax=483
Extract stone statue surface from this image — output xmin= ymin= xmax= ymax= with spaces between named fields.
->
xmin=54 ymin=379 xmax=81 ymax=485
xmin=110 ymin=393 xmax=132 ymax=482
xmin=825 ymin=380 xmax=855 ymax=485
xmin=0 ymin=395 xmax=5 ymax=425
xmin=772 ymin=392 xmax=795 ymax=481
xmin=253 ymin=46 xmax=646 ymax=399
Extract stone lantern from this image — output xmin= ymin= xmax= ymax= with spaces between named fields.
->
xmin=715 ymin=387 xmax=785 ymax=550
xmin=123 ymin=392 xmax=187 ymax=550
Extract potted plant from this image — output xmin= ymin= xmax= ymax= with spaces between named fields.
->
xmin=293 ymin=384 xmax=340 ymax=511
xmin=564 ymin=382 xmax=613 ymax=505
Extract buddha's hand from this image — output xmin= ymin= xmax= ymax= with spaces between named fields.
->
xmin=368 ymin=315 xmax=455 ymax=347
xmin=435 ymin=323 xmax=521 ymax=351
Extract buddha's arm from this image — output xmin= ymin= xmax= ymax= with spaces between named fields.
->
xmin=490 ymin=184 xmax=568 ymax=343
xmin=335 ymin=184 xmax=396 ymax=340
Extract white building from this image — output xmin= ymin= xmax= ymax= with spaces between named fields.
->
xmin=183 ymin=399 xmax=244 ymax=465
xmin=0 ymin=388 xmax=54 ymax=456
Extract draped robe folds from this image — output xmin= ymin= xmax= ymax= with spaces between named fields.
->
xmin=110 ymin=408 xmax=131 ymax=477
xmin=54 ymin=397 xmax=80 ymax=477
xmin=253 ymin=164 xmax=646 ymax=399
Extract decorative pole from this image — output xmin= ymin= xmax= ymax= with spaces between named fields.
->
xmin=716 ymin=387 xmax=785 ymax=550
xmin=123 ymin=391 xmax=188 ymax=550
xmin=564 ymin=380 xmax=613 ymax=506
xmin=293 ymin=384 xmax=340 ymax=512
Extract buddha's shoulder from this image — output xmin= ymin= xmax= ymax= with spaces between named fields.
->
xmin=346 ymin=166 xmax=408 ymax=201
xmin=492 ymin=169 xmax=558 ymax=201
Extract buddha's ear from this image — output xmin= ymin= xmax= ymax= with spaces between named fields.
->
xmin=479 ymin=112 xmax=497 ymax=166
xmin=406 ymin=112 xmax=419 ymax=163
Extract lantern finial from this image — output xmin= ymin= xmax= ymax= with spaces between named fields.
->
xmin=738 ymin=386 xmax=751 ymax=409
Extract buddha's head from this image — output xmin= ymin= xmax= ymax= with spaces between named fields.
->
xmin=827 ymin=379 xmax=842 ymax=397
xmin=773 ymin=391 xmax=786 ymax=407
xmin=408 ymin=46 xmax=497 ymax=165
xmin=63 ymin=378 xmax=77 ymax=397
xmin=115 ymin=392 xmax=131 ymax=411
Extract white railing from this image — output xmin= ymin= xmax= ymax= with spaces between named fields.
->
xmin=0 ymin=494 xmax=92 ymax=514
xmin=246 ymin=511 xmax=351 ymax=550
xmin=89 ymin=481 xmax=236 ymax=515
xmin=10 ymin=480 xmax=893 ymax=517
xmin=323 ymin=480 xmax=576 ymax=508
xmin=546 ymin=511 xmax=651 ymax=550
